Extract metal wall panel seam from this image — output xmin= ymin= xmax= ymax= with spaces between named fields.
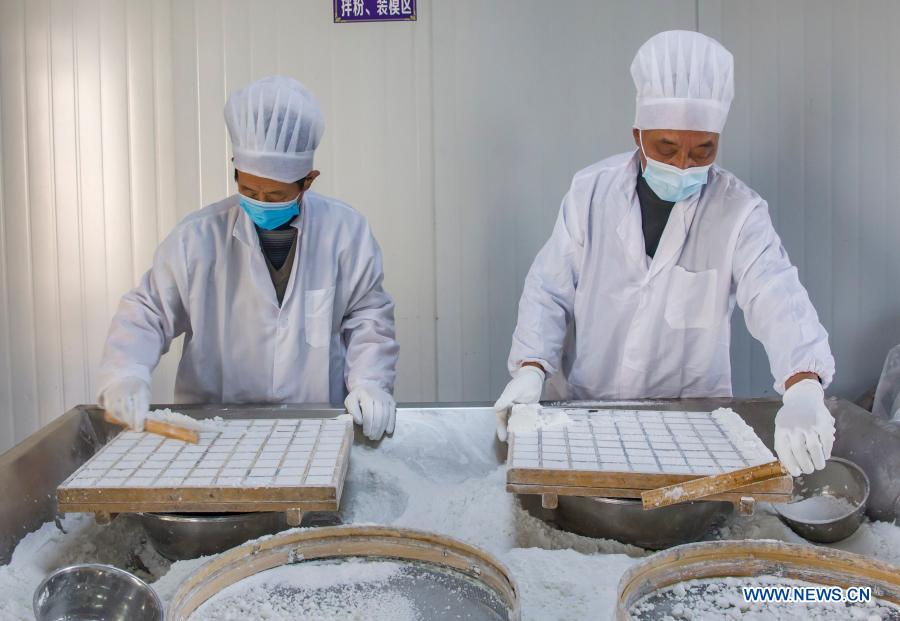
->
xmin=123 ymin=0 xmax=137 ymax=285
xmin=0 ymin=8 xmax=14 ymax=448
xmin=150 ymin=0 xmax=162 ymax=243
xmin=45 ymin=0 xmax=66 ymax=422
xmin=95 ymin=2 xmax=109 ymax=321
xmin=20 ymin=0 xmax=41 ymax=435
xmin=193 ymin=0 xmax=203 ymax=209
xmin=427 ymin=0 xmax=440 ymax=399
xmin=220 ymin=0 xmax=229 ymax=197
xmin=69 ymin=0 xmax=91 ymax=402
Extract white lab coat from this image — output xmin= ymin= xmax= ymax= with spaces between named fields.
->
xmin=508 ymin=151 xmax=834 ymax=400
xmin=98 ymin=191 xmax=399 ymax=405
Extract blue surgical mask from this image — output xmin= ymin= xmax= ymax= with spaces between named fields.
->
xmin=639 ymin=131 xmax=711 ymax=203
xmin=239 ymin=193 xmax=301 ymax=230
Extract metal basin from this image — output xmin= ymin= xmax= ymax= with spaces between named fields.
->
xmin=518 ymin=494 xmax=733 ymax=550
xmin=140 ymin=511 xmax=343 ymax=560
xmin=33 ymin=563 xmax=163 ymax=621
xmin=774 ymin=457 xmax=869 ymax=543
xmin=139 ymin=511 xmax=289 ymax=560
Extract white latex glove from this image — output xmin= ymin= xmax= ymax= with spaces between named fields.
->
xmin=774 ymin=379 xmax=835 ymax=477
xmin=98 ymin=377 xmax=150 ymax=432
xmin=344 ymin=384 xmax=396 ymax=441
xmin=493 ymin=365 xmax=545 ymax=442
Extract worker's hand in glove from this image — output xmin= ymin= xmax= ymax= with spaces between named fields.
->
xmin=493 ymin=365 xmax=545 ymax=442
xmin=774 ymin=379 xmax=835 ymax=477
xmin=98 ymin=377 xmax=151 ymax=432
xmin=345 ymin=384 xmax=396 ymax=441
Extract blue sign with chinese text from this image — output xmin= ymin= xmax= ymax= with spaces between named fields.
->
xmin=334 ymin=0 xmax=416 ymax=23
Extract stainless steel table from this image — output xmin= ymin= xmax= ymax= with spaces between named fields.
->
xmin=0 ymin=398 xmax=897 ymax=564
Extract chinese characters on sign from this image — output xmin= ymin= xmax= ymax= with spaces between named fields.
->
xmin=334 ymin=0 xmax=415 ymax=22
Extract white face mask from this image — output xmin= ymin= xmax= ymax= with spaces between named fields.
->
xmin=639 ymin=131 xmax=711 ymax=202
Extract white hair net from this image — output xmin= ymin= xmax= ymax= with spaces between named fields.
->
xmin=224 ymin=76 xmax=324 ymax=183
xmin=631 ymin=30 xmax=734 ymax=133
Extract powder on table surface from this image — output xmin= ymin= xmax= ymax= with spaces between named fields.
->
xmin=779 ymin=494 xmax=858 ymax=521
xmin=3 ymin=409 xmax=900 ymax=621
xmin=503 ymin=548 xmax=636 ymax=620
xmin=718 ymin=503 xmax=900 ymax=566
xmin=631 ymin=575 xmax=900 ymax=620
xmin=341 ymin=415 xmax=646 ymax=559
xmin=0 ymin=514 xmax=168 ymax=620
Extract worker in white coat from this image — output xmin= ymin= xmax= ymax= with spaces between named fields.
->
xmin=97 ymin=76 xmax=399 ymax=440
xmin=494 ymin=31 xmax=836 ymax=477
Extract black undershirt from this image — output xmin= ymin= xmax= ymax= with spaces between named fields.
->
xmin=256 ymin=219 xmax=298 ymax=270
xmin=256 ymin=218 xmax=299 ymax=306
xmin=636 ymin=162 xmax=675 ymax=258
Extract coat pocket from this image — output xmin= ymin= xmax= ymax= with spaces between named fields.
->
xmin=664 ymin=265 xmax=718 ymax=330
xmin=305 ymin=287 xmax=335 ymax=348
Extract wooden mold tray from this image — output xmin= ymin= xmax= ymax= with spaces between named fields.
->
xmin=506 ymin=408 xmax=793 ymax=506
xmin=58 ymin=417 xmax=352 ymax=525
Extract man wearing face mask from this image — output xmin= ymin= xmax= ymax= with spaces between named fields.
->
xmin=97 ymin=76 xmax=399 ymax=441
xmin=494 ymin=31 xmax=836 ymax=477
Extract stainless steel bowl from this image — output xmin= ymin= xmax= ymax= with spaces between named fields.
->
xmin=774 ymin=457 xmax=869 ymax=543
xmin=518 ymin=494 xmax=733 ymax=550
xmin=140 ymin=511 xmax=341 ymax=560
xmin=140 ymin=511 xmax=290 ymax=560
xmin=33 ymin=563 xmax=163 ymax=621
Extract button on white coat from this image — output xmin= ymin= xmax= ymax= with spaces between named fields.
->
xmin=507 ymin=151 xmax=834 ymax=400
xmin=97 ymin=191 xmax=399 ymax=405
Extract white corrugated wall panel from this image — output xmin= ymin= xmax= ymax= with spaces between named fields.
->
xmin=430 ymin=0 xmax=697 ymax=401
xmin=25 ymin=0 xmax=66 ymax=429
xmin=2 ymin=0 xmax=899 ymax=453
xmin=0 ymin=0 xmax=435 ymax=451
xmin=0 ymin=0 xmax=39 ymax=445
xmin=700 ymin=0 xmax=900 ymax=399
xmin=166 ymin=0 xmax=436 ymax=402
xmin=51 ymin=0 xmax=90 ymax=417
xmin=73 ymin=0 xmax=111 ymax=399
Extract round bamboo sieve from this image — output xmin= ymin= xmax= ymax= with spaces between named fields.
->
xmin=166 ymin=524 xmax=521 ymax=620
xmin=616 ymin=539 xmax=900 ymax=620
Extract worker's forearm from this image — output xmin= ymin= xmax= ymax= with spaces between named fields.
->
xmin=784 ymin=372 xmax=820 ymax=391
xmin=521 ymin=361 xmax=547 ymax=374
xmin=342 ymin=297 xmax=399 ymax=393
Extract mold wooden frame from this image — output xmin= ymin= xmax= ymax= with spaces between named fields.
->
xmin=57 ymin=421 xmax=353 ymax=527
xmin=505 ymin=433 xmax=793 ymax=510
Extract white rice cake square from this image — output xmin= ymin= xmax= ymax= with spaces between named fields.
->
xmin=509 ymin=407 xmax=775 ymax=476
xmin=59 ymin=416 xmax=352 ymax=494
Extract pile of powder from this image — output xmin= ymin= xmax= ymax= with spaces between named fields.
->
xmin=718 ymin=503 xmax=900 ymax=566
xmin=507 ymin=404 xmax=571 ymax=435
xmin=146 ymin=409 xmax=225 ymax=432
xmin=0 ymin=514 xmax=168 ymax=620
xmin=779 ymin=495 xmax=858 ymax=522
xmin=631 ymin=575 xmax=899 ymax=620
xmin=710 ymin=407 xmax=776 ymax=465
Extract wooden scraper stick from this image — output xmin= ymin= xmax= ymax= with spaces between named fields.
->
xmin=103 ymin=410 xmax=199 ymax=444
xmin=641 ymin=460 xmax=789 ymax=510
